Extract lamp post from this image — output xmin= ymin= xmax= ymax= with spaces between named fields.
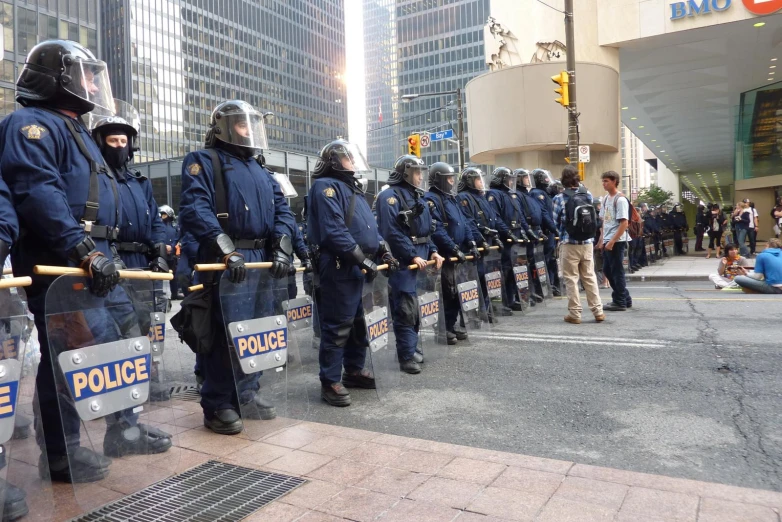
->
xmin=401 ymin=88 xmax=465 ymax=172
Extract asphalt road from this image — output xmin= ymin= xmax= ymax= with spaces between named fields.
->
xmin=164 ymin=280 xmax=782 ymax=492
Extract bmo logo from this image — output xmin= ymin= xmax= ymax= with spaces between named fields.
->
xmin=670 ymin=0 xmax=732 ymax=20
xmin=742 ymin=0 xmax=782 ymax=15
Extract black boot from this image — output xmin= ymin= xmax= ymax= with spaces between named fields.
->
xmin=399 ymin=359 xmax=422 ymax=374
xmin=41 ymin=447 xmax=111 ymax=483
xmin=0 ymin=479 xmax=27 ymax=521
xmin=321 ymin=383 xmax=351 ymax=407
xmin=204 ymin=409 xmax=243 ymax=435
xmin=239 ymin=391 xmax=277 ymax=420
xmin=451 ymin=330 xmax=468 ymax=341
xmin=342 ymin=368 xmax=376 ymax=389
xmin=552 ymin=287 xmax=562 ymax=297
xmin=510 ymin=302 xmax=522 ymax=311
xmin=103 ymin=423 xmax=172 ymax=457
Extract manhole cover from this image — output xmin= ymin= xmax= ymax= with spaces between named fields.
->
xmin=69 ymin=460 xmax=305 ymax=522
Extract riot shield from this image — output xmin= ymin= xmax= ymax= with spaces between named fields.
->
xmin=452 ymin=260 xmax=484 ymax=342
xmin=45 ymin=274 xmax=180 ymax=509
xmin=533 ymin=244 xmax=553 ymax=299
xmin=0 ymin=283 xmax=54 ymax=521
xmin=509 ymin=243 xmax=531 ymax=311
xmin=282 ymin=283 xmax=317 ymax=419
xmin=148 ymin=282 xmax=171 ymax=402
xmin=362 ymin=277 xmax=399 ymax=400
xmin=219 ymin=269 xmax=307 ymax=439
xmin=480 ymin=248 xmax=506 ymax=323
xmin=416 ymin=266 xmax=446 ymax=364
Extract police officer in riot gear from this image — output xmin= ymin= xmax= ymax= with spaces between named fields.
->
xmin=1 ymin=39 xmax=160 ymax=483
xmin=179 ymin=100 xmax=296 ymax=434
xmin=308 ymin=140 xmax=398 ymax=405
xmin=377 ymin=156 xmax=443 ymax=374
xmin=514 ymin=169 xmax=547 ymax=303
xmin=530 ymin=169 xmax=561 ymax=295
xmin=424 ymin=163 xmax=481 ymax=344
xmin=158 ymin=204 xmax=180 ymax=297
xmin=669 ymin=203 xmax=688 ymax=255
xmin=487 ymin=168 xmax=528 ymax=312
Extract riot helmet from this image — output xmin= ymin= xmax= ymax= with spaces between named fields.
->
xmin=531 ymin=168 xmax=554 ymax=190
xmin=313 ymin=139 xmax=371 ymax=180
xmin=513 ymin=169 xmax=532 ymax=192
xmin=673 ymin=202 xmax=682 ymax=213
xmin=205 ymin=100 xmax=268 ymax=157
xmin=16 ymin=39 xmax=114 ymax=116
xmin=457 ymin=167 xmax=486 ymax=193
xmin=548 ymin=180 xmax=563 ymax=197
xmin=490 ymin=167 xmax=517 ymax=192
xmin=159 ymin=205 xmax=175 ymax=221
xmin=428 ymin=162 xmax=457 ymax=195
xmin=390 ymin=155 xmax=428 ymax=191
xmin=90 ymin=99 xmax=141 ymax=168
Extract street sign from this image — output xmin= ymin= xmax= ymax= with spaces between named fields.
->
xmin=420 ymin=134 xmax=431 ymax=148
xmin=578 ymin=145 xmax=590 ymax=163
xmin=430 ymin=129 xmax=454 ymax=142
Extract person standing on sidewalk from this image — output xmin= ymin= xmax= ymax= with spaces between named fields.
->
xmin=598 ymin=171 xmax=632 ymax=311
xmin=553 ymin=166 xmax=604 ymax=324
xmin=747 ymin=201 xmax=759 ymax=257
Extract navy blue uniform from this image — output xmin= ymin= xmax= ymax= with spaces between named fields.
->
xmin=516 ymin=188 xmax=547 ymax=297
xmin=175 ymin=231 xmax=198 ymax=296
xmin=530 ymin=188 xmax=560 ymax=289
xmin=179 ymin=148 xmax=295 ymax=415
xmin=0 ymin=178 xmax=18 ymax=248
xmin=425 ymin=190 xmax=478 ymax=333
xmin=114 ymin=169 xmax=166 ymax=268
xmin=307 ymin=176 xmax=382 ymax=385
xmin=376 ymin=185 xmax=437 ymax=362
xmin=487 ymin=187 xmax=529 ymax=306
xmin=287 ymin=222 xmax=308 ymax=299
xmin=161 ymin=219 xmax=179 ymax=295
xmin=0 ymin=107 xmax=137 ymax=456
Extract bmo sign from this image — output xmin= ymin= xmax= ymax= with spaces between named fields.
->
xmin=670 ymin=0 xmax=732 ymax=20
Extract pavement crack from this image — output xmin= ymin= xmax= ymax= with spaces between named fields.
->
xmin=670 ymin=284 xmax=782 ymax=488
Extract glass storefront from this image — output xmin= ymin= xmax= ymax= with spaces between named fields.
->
xmin=736 ymin=82 xmax=782 ymax=181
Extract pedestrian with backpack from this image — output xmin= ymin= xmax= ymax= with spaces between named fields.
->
xmin=599 ymin=171 xmax=635 ymax=311
xmin=553 ymin=166 xmax=604 ymax=324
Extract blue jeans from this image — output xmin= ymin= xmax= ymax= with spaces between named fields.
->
xmin=734 ymin=276 xmax=782 ymax=294
xmin=602 ymin=241 xmax=632 ymax=307
xmin=736 ymin=228 xmax=749 ymax=256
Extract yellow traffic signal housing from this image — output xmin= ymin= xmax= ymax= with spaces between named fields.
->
xmin=551 ymin=71 xmax=570 ymax=107
xmin=407 ymin=134 xmax=421 ymax=157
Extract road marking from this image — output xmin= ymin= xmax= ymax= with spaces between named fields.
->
xmin=630 ymin=297 xmax=778 ymax=302
xmin=471 ymin=332 xmax=671 ymax=348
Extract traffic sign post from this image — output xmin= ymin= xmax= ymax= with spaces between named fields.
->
xmin=578 ymin=145 xmax=590 ymax=163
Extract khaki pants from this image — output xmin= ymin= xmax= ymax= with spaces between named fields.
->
xmin=562 ymin=243 xmax=603 ymax=319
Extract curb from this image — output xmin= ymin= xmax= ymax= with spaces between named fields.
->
xmin=626 ymin=275 xmax=708 ymax=282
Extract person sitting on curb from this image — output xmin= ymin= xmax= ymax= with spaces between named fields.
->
xmin=708 ymin=245 xmax=750 ymax=289
xmin=734 ymin=238 xmax=782 ymax=295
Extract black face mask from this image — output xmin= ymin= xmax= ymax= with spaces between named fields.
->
xmin=102 ymin=144 xmax=131 ymax=169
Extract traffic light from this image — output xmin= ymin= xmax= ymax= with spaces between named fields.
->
xmin=407 ymin=134 xmax=421 ymax=157
xmin=551 ymin=71 xmax=569 ymax=107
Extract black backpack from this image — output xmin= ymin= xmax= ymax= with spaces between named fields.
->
xmin=564 ymin=187 xmax=597 ymax=241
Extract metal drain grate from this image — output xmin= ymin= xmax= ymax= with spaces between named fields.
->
xmin=70 ymin=460 xmax=306 ymax=522
xmin=169 ymin=384 xmax=201 ymax=402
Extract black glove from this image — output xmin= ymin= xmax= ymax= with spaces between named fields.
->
xmin=377 ymin=241 xmax=399 ymax=276
xmin=345 ymin=244 xmax=378 ymax=282
xmin=270 ymin=235 xmax=293 ymax=279
xmin=539 ymin=232 xmax=549 ymax=242
xmin=491 ymin=236 xmax=504 ymax=252
xmin=148 ymin=243 xmax=170 ymax=273
xmin=452 ymin=249 xmax=467 ymax=264
xmin=69 ymin=238 xmax=120 ymax=298
xmin=211 ymin=233 xmax=246 ymax=283
xmin=526 ymin=229 xmax=540 ymax=242
xmin=505 ymin=232 xmax=519 ymax=244
xmin=110 ymin=245 xmax=127 ymax=271
xmin=467 ymin=241 xmax=481 ymax=260
xmin=517 ymin=230 xmax=530 ymax=243
xmin=297 ymin=251 xmax=313 ymax=274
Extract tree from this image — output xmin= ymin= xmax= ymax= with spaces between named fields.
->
xmin=634 ymin=185 xmax=673 ymax=207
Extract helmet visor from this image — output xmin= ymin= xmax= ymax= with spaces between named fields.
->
xmin=272 ymin=172 xmax=298 ymax=198
xmin=435 ymin=173 xmax=456 ymax=195
xmin=462 ymin=172 xmax=486 ymax=193
xmin=217 ymin=108 xmax=269 ymax=150
xmin=404 ymin=164 xmax=429 ymax=191
xmin=519 ymin=173 xmax=531 ymax=189
xmin=64 ymin=58 xmax=115 ymax=113
xmin=536 ymin=170 xmax=554 ymax=187
xmin=331 ymin=142 xmax=371 ymax=175
xmin=505 ymin=176 xmax=517 ymax=192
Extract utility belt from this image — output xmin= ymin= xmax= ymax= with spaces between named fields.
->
xmin=233 ymin=238 xmax=267 ymax=250
xmin=81 ymin=222 xmax=119 ymax=241
xmin=410 ymin=236 xmax=430 ymax=245
xmin=115 ymin=241 xmax=150 ymax=254
xmin=510 ymin=225 xmax=523 ymax=232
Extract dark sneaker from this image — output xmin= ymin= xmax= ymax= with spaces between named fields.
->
xmin=204 ymin=409 xmax=244 ymax=435
xmin=342 ymin=368 xmax=376 ymax=389
xmin=0 ymin=478 xmax=28 ymax=521
xmin=321 ymin=383 xmax=351 ymax=407
xmin=103 ymin=423 xmax=172 ymax=457
xmin=412 ymin=351 xmax=424 ymax=363
xmin=603 ymin=302 xmax=627 ymax=311
xmin=510 ymin=302 xmax=522 ymax=311
xmin=239 ymin=391 xmax=277 ymax=420
xmin=452 ymin=330 xmax=468 ymax=341
xmin=42 ymin=447 xmax=111 ymax=483
xmin=400 ymin=359 xmax=422 ymax=374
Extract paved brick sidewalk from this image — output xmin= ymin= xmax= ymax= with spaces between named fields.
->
xmin=32 ymin=399 xmax=782 ymax=522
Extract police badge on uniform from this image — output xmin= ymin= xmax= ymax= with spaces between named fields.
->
xmin=387 ymin=197 xmax=396 ymax=205
xmin=20 ymin=124 xmax=48 ymax=140
xmin=511 ymin=194 xmax=517 ymax=199
xmin=488 ymin=195 xmax=494 ymax=201
xmin=461 ymin=200 xmax=468 ymax=206
xmin=323 ymin=187 xmax=335 ymax=198
xmin=187 ymin=163 xmax=201 ymax=176
xmin=538 ymin=194 xmax=545 ymax=200
xmin=427 ymin=201 xmax=434 ymax=208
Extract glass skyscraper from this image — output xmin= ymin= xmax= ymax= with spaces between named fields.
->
xmin=364 ymin=0 xmax=489 ymax=169
xmin=102 ymin=0 xmax=348 ymax=165
xmin=0 ymin=0 xmax=99 ymax=119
